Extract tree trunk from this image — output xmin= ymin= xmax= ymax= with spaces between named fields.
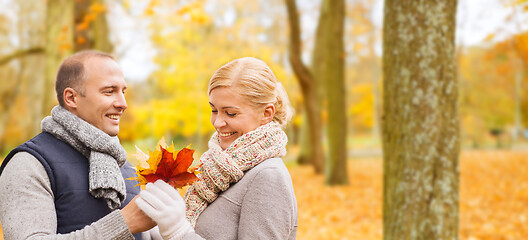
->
xmin=382 ymin=1 xmax=459 ymax=239
xmin=75 ymin=0 xmax=113 ymax=52
xmin=297 ymin=114 xmax=311 ymax=165
xmin=513 ymin=63 xmax=522 ymax=143
xmin=284 ymin=0 xmax=325 ymax=173
xmin=0 ymin=67 xmax=23 ymax=153
xmin=92 ymin=3 xmax=113 ymax=53
xmin=44 ymin=0 xmax=74 ymax=118
xmin=318 ymin=0 xmax=347 ymax=185
xmin=0 ymin=48 xmax=44 ymax=145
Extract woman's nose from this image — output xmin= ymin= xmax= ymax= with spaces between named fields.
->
xmin=213 ymin=115 xmax=227 ymax=128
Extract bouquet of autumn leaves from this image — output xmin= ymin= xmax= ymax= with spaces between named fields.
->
xmin=127 ymin=138 xmax=201 ymax=189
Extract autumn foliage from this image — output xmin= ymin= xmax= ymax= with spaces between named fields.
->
xmin=290 ymin=150 xmax=528 ymax=239
xmin=128 ymin=138 xmax=201 ymax=189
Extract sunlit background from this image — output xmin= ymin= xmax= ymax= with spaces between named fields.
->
xmin=1 ymin=0 xmax=527 ymax=239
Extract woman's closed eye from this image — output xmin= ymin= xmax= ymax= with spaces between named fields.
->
xmin=226 ymin=112 xmax=237 ymax=117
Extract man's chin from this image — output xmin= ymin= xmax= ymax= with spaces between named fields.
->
xmin=103 ymin=128 xmax=120 ymax=137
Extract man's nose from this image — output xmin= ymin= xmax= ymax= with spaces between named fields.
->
xmin=115 ymin=92 xmax=127 ymax=110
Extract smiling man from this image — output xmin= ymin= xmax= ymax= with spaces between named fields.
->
xmin=0 ymin=50 xmax=155 ymax=239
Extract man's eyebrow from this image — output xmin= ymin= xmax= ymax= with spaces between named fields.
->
xmin=100 ymin=85 xmax=127 ymax=90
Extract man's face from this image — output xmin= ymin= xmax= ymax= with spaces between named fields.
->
xmin=73 ymin=57 xmax=127 ymax=136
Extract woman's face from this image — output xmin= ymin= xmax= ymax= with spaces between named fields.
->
xmin=209 ymin=87 xmax=266 ymax=150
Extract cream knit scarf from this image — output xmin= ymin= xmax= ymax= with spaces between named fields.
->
xmin=184 ymin=121 xmax=288 ymax=226
xmin=41 ymin=105 xmax=127 ymax=210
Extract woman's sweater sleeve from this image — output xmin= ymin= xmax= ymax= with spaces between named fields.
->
xmin=237 ymin=167 xmax=297 ymax=239
xmin=0 ymin=151 xmax=134 ymax=240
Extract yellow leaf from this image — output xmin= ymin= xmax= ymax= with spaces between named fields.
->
xmin=484 ymin=33 xmax=495 ymax=42
xmin=76 ymin=36 xmax=86 ymax=44
xmin=84 ymin=13 xmax=97 ymax=23
xmin=133 ymin=145 xmax=150 ymax=169
xmin=76 ymin=22 xmax=89 ymax=32
xmin=144 ymin=8 xmax=155 ymax=16
xmin=90 ymin=2 xmax=106 ymax=14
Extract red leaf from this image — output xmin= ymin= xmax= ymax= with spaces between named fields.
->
xmin=168 ymin=172 xmax=200 ymax=188
xmin=128 ymin=139 xmax=200 ymax=189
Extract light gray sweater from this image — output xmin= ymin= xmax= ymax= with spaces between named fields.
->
xmin=182 ymin=157 xmax=298 ymax=240
xmin=0 ymin=151 xmax=135 ymax=239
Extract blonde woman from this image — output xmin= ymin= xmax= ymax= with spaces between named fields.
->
xmin=136 ymin=57 xmax=298 ymax=239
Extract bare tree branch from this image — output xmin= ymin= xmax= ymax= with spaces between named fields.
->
xmin=0 ymin=47 xmax=45 ymax=66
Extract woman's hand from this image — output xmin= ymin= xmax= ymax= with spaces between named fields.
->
xmin=136 ymin=180 xmax=194 ymax=240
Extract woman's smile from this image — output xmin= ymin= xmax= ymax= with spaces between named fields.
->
xmin=218 ymin=131 xmax=237 ymax=138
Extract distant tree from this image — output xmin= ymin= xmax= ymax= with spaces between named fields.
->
xmin=285 ymin=0 xmax=348 ymax=183
xmin=0 ymin=1 xmax=47 ymax=152
xmin=43 ymin=0 xmax=74 ymax=118
xmin=317 ymin=0 xmax=347 ymax=185
xmin=74 ymin=0 xmax=113 ymax=52
xmin=285 ymin=0 xmax=325 ymax=173
xmin=43 ymin=0 xmax=112 ymax=119
xmin=382 ymin=0 xmax=460 ymax=239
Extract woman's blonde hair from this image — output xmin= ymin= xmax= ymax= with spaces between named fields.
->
xmin=208 ymin=57 xmax=294 ymax=126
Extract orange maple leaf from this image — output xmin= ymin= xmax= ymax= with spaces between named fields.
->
xmin=128 ymin=138 xmax=201 ymax=189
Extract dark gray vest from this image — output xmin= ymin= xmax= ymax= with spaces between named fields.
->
xmin=0 ymin=132 xmax=142 ymax=239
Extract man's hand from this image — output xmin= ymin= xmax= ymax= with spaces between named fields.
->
xmin=121 ymin=195 xmax=157 ymax=233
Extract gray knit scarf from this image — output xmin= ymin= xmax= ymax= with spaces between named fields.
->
xmin=41 ymin=105 xmax=127 ymax=210
xmin=184 ymin=121 xmax=288 ymax=226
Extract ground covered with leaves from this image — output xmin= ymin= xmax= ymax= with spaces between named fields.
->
xmin=290 ymin=150 xmax=528 ymax=240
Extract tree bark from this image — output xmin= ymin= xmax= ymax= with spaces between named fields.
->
xmin=285 ymin=0 xmax=325 ymax=173
xmin=318 ymin=0 xmax=347 ymax=185
xmin=382 ymin=1 xmax=459 ymax=239
xmin=44 ymin=0 xmax=74 ymax=118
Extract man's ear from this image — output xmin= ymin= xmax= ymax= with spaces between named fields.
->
xmin=63 ymin=87 xmax=79 ymax=109
xmin=261 ymin=104 xmax=275 ymax=125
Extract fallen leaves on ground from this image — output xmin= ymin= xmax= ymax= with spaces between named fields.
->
xmin=291 ymin=157 xmax=382 ymax=240
xmin=289 ymin=150 xmax=528 ymax=239
xmin=459 ymin=150 xmax=528 ymax=240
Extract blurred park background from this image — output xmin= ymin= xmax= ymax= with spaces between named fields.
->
xmin=1 ymin=0 xmax=528 ymax=239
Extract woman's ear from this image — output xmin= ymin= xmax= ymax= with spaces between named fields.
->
xmin=261 ymin=104 xmax=275 ymax=125
xmin=63 ymin=87 xmax=79 ymax=109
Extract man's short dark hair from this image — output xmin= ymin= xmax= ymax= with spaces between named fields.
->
xmin=55 ymin=50 xmax=116 ymax=107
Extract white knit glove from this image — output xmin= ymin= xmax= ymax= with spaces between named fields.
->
xmin=136 ymin=180 xmax=194 ymax=240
